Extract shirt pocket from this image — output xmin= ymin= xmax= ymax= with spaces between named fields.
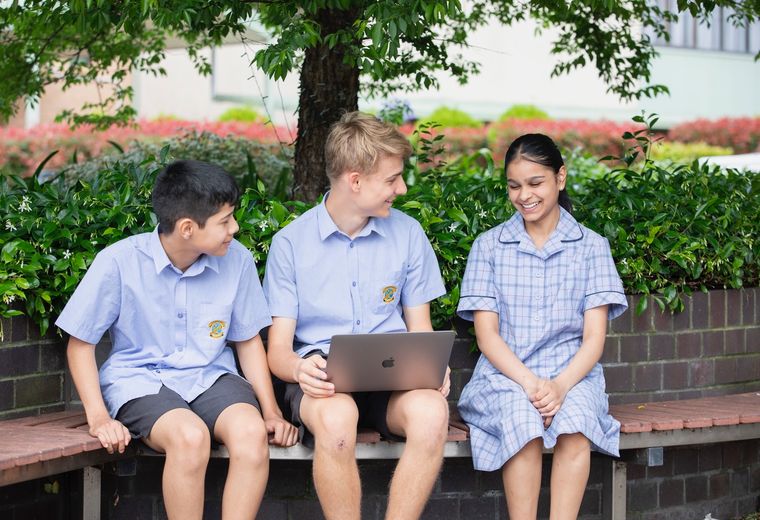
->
xmin=198 ymin=303 xmax=233 ymax=347
xmin=371 ymin=268 xmax=406 ymax=315
xmin=551 ymin=258 xmax=586 ymax=316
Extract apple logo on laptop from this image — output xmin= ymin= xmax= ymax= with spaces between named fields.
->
xmin=382 ymin=357 xmax=395 ymax=368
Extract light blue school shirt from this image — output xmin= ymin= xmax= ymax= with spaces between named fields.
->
xmin=55 ymin=229 xmax=272 ymax=418
xmin=263 ymin=196 xmax=446 ymax=357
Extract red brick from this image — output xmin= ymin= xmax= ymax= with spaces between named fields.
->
xmin=736 ymin=355 xmax=760 ymax=383
xmin=649 ymin=334 xmax=675 ymax=360
xmin=741 ymin=289 xmax=755 ymax=326
xmin=673 ymin=305 xmax=690 ymax=331
xmin=10 ymin=315 xmax=27 ymax=343
xmin=662 ymin=362 xmax=689 ymax=390
xmin=652 ymin=306 xmax=673 ymax=333
xmin=601 ymin=336 xmax=620 ymax=364
xmin=745 ymin=327 xmax=760 ymax=354
xmin=673 ymin=448 xmax=699 ymax=475
xmin=691 ymin=292 xmax=709 ymax=329
xmin=725 ymin=329 xmax=746 ymax=355
xmin=603 ymin=365 xmax=633 ymax=393
xmin=634 ymin=364 xmax=662 ymax=391
xmin=714 ymin=358 xmax=738 ymax=385
xmin=689 ymin=359 xmax=714 ymax=387
xmin=620 ymin=335 xmax=644 ymax=363
xmin=700 ymin=446 xmax=722 ymax=472
xmin=676 ymin=332 xmax=701 ymax=359
xmin=726 ymin=290 xmax=742 ymax=326
xmin=685 ymin=475 xmax=709 ymax=502
xmin=710 ymin=291 xmax=726 ymax=328
xmin=710 ymin=473 xmax=731 ymax=499
xmin=723 ymin=443 xmax=744 ymax=468
xmin=628 ymin=480 xmax=658 ymax=511
xmin=702 ymin=330 xmax=725 ymax=357
xmin=659 ymin=478 xmax=685 ymax=507
xmin=631 ymin=297 xmax=653 ymax=332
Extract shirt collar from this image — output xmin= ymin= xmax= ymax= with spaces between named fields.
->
xmin=316 ymin=192 xmax=386 ymax=241
xmin=147 ymin=227 xmax=220 ymax=275
xmin=499 ymin=207 xmax=583 ymax=257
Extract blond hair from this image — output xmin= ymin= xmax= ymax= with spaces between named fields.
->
xmin=324 ymin=111 xmax=412 ymax=181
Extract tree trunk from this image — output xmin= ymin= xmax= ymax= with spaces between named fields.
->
xmin=293 ymin=7 xmax=360 ymax=202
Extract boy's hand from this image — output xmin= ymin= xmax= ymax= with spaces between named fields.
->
xmin=88 ymin=414 xmax=131 ymax=454
xmin=438 ymin=366 xmax=451 ymax=397
xmin=264 ymin=414 xmax=299 ymax=447
xmin=294 ymin=355 xmax=335 ymax=398
xmin=530 ymin=379 xmax=568 ymax=419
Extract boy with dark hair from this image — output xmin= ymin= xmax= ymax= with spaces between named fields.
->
xmin=57 ymin=160 xmax=296 ymax=520
xmin=265 ymin=112 xmax=450 ymax=519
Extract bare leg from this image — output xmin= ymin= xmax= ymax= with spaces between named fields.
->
xmin=501 ymin=438 xmax=543 ymax=520
xmin=549 ymin=433 xmax=591 ymax=520
xmin=384 ymin=389 xmax=449 ymax=520
xmin=213 ymin=403 xmax=270 ymax=520
xmin=143 ymin=409 xmax=211 ymax=520
xmin=300 ymin=393 xmax=360 ymax=520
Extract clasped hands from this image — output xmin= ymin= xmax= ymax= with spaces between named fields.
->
xmin=526 ymin=378 xmax=569 ymax=429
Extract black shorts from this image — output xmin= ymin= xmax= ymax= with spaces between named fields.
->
xmin=116 ymin=373 xmax=260 ymax=440
xmin=281 ymin=352 xmax=402 ymax=449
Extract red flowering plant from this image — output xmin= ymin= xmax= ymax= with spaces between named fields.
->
xmin=668 ymin=117 xmax=760 ymax=154
xmin=0 ymin=120 xmax=291 ymax=177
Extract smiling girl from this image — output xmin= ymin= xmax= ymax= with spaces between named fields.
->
xmin=456 ymin=134 xmax=628 ymax=519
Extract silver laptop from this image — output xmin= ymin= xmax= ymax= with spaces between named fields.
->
xmin=325 ymin=331 xmax=455 ymax=393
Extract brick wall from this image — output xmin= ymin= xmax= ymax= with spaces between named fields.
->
xmin=0 ymin=313 xmax=67 ymax=421
xmin=448 ymin=289 xmax=760 ymax=407
xmin=2 ymin=288 xmax=759 ymax=519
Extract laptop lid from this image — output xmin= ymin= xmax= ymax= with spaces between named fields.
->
xmin=325 ymin=330 xmax=455 ymax=393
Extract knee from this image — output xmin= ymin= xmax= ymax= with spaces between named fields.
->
xmin=226 ymin=421 xmax=269 ymax=468
xmin=554 ymin=433 xmax=590 ymax=462
xmin=310 ymin=397 xmax=358 ymax=453
xmin=403 ymin=391 xmax=449 ymax=446
xmin=167 ymin=422 xmax=211 ymax=468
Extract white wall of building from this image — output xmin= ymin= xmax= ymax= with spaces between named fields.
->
xmin=133 ymin=18 xmax=760 ymax=127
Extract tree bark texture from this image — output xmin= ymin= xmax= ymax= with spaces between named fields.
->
xmin=294 ymin=7 xmax=360 ymax=202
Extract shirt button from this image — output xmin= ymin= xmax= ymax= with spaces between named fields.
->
xmin=352 ymin=281 xmax=357 ymax=287
xmin=349 ymin=243 xmax=354 ymax=248
xmin=536 ymin=273 xmax=543 ymax=277
xmin=356 ymin=320 xmax=360 ymax=325
xmin=177 ymin=312 xmax=184 ymax=318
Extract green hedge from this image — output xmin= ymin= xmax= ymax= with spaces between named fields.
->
xmin=1 ymin=127 xmax=757 ymax=335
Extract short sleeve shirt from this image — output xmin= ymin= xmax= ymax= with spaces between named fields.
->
xmin=263 ymin=196 xmax=446 ymax=356
xmin=457 ymin=207 xmax=627 ymax=377
xmin=55 ymin=229 xmax=271 ymax=417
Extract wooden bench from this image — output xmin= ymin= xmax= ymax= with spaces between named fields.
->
xmin=2 ymin=392 xmax=759 ymax=520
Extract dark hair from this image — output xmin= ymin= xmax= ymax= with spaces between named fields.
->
xmin=152 ymin=160 xmax=240 ymax=233
xmin=503 ymin=133 xmax=573 ymax=214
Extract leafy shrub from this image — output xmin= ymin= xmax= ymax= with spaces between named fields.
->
xmin=60 ymin=131 xmax=293 ymax=200
xmin=218 ymin=106 xmax=264 ymax=123
xmin=2 ymin=118 xmax=757 ymax=334
xmin=668 ymin=117 xmax=760 ymax=154
xmin=0 ymin=120 xmax=291 ymax=177
xmin=499 ymin=104 xmax=550 ymax=121
xmin=416 ymin=107 xmax=481 ymax=129
xmin=649 ymin=141 xmax=733 ymax=164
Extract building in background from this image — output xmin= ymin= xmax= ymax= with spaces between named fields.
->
xmin=9 ymin=5 xmax=760 ymax=129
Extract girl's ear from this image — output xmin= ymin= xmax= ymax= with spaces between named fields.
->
xmin=557 ymin=166 xmax=568 ymax=190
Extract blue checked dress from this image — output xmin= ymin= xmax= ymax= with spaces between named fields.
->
xmin=457 ymin=208 xmax=628 ymax=471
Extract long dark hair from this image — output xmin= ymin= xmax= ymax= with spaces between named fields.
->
xmin=503 ymin=133 xmax=573 ymax=214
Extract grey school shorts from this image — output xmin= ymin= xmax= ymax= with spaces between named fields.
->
xmin=116 ymin=373 xmax=260 ymax=440
xmin=281 ymin=351 xmax=402 ymax=449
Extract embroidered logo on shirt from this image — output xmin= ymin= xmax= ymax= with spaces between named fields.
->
xmin=208 ymin=320 xmax=227 ymax=339
xmin=382 ymin=285 xmax=398 ymax=304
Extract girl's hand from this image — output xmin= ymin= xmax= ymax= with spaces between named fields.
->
xmin=530 ymin=379 xmax=568 ymax=418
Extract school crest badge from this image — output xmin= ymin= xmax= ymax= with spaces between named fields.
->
xmin=382 ymin=285 xmax=398 ymax=304
xmin=208 ymin=320 xmax=227 ymax=339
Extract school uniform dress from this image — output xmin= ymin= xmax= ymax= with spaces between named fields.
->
xmin=457 ymin=207 xmax=627 ymax=471
xmin=55 ymin=229 xmax=272 ymax=419
xmin=263 ymin=195 xmax=445 ymax=356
